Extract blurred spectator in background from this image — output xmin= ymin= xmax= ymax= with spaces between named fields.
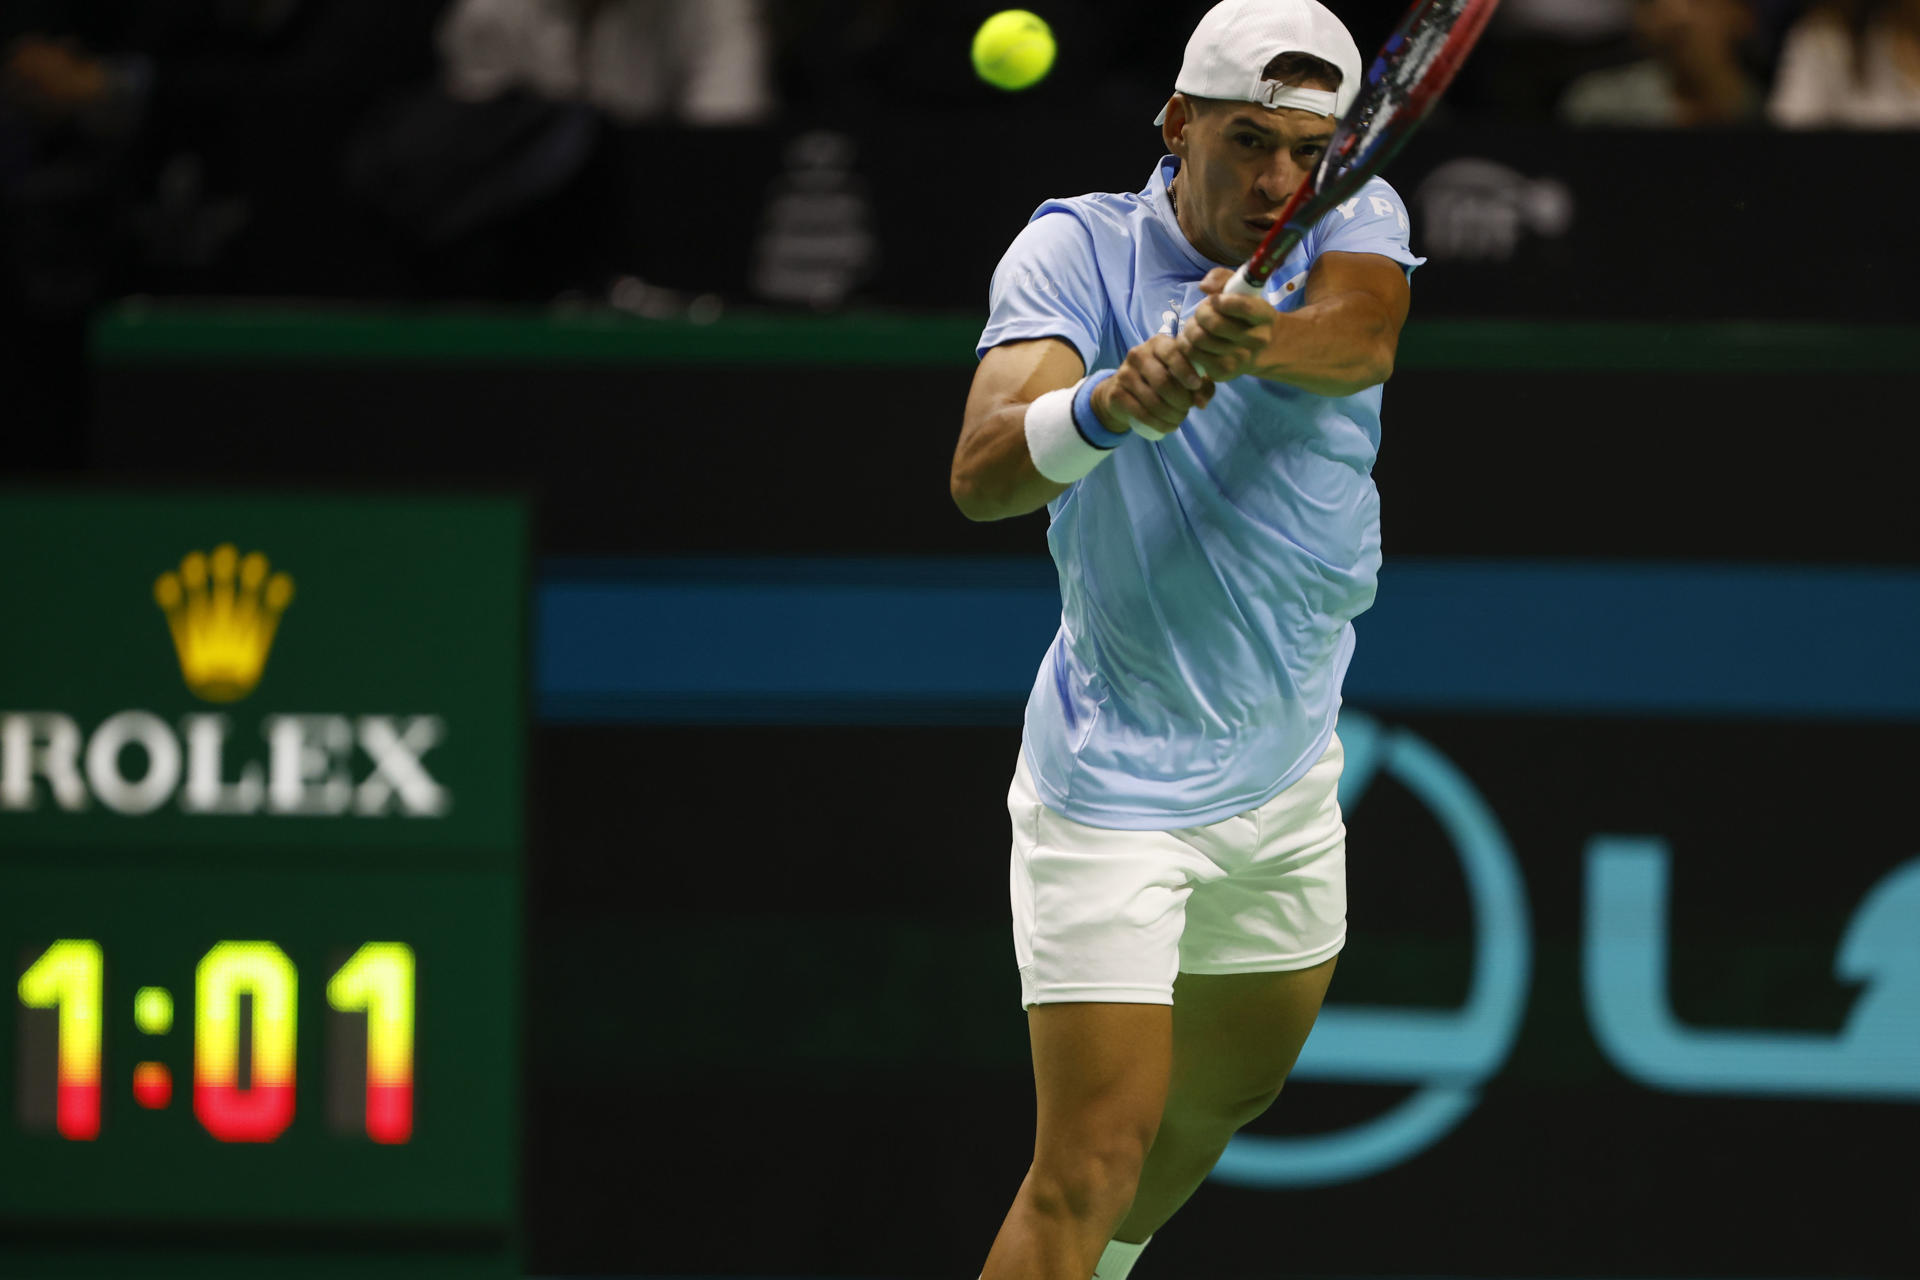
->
xmin=1 ymin=30 xmax=138 ymax=313
xmin=1 ymin=2 xmax=442 ymax=293
xmin=1769 ymin=0 xmax=1920 ymax=125
xmin=1464 ymin=0 xmax=1637 ymax=119
xmin=0 ymin=1 xmax=439 ymax=469
xmin=1559 ymin=0 xmax=1762 ymax=125
xmin=344 ymin=0 xmax=771 ymax=300
xmin=439 ymin=0 xmax=771 ymax=125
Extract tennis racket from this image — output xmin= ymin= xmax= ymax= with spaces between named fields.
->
xmin=1223 ymin=0 xmax=1502 ymax=298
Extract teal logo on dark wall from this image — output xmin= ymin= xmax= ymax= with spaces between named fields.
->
xmin=1211 ymin=711 xmax=1532 ymax=1187
xmin=1210 ymin=713 xmax=1920 ymax=1190
xmin=1586 ymin=838 xmax=1920 ymax=1101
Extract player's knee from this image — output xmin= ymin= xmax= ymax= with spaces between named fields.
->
xmin=1027 ymin=1137 xmax=1152 ymax=1225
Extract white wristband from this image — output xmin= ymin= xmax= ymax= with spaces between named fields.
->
xmin=1024 ymin=380 xmax=1116 ymax=483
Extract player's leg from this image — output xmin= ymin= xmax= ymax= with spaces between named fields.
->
xmin=989 ymin=750 xmax=1209 ymax=1279
xmin=1112 ymin=958 xmax=1336 ymax=1242
xmin=1111 ymin=732 xmax=1349 ymax=1243
xmin=980 ymin=1000 xmax=1172 ymax=1280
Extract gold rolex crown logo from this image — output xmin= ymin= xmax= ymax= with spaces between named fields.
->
xmin=153 ymin=544 xmax=295 ymax=702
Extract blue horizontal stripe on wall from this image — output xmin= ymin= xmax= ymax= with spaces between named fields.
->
xmin=535 ymin=558 xmax=1920 ymax=724
xmin=537 ymin=558 xmax=1058 ymax=724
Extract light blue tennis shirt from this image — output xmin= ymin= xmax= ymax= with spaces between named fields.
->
xmin=977 ymin=156 xmax=1424 ymax=830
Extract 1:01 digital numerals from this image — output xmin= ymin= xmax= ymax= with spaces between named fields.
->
xmin=16 ymin=940 xmax=415 ymax=1144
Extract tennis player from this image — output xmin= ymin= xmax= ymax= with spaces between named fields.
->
xmin=951 ymin=2 xmax=1423 ymax=1277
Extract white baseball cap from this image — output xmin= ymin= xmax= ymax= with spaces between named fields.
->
xmin=1153 ymin=0 xmax=1364 ymax=125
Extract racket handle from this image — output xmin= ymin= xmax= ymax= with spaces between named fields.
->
xmin=1182 ymin=265 xmax=1261 ymax=385
xmin=1224 ymin=265 xmax=1265 ymax=298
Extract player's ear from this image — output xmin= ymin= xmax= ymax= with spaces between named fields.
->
xmin=1162 ymin=94 xmax=1194 ymax=157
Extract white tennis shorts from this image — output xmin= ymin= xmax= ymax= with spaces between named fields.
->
xmin=1007 ymin=734 xmax=1347 ymax=1008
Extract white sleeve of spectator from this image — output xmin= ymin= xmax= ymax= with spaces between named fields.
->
xmin=439 ymin=0 xmax=582 ymax=103
xmin=1767 ymin=21 xmax=1847 ymax=128
xmin=673 ymin=0 xmax=774 ymax=125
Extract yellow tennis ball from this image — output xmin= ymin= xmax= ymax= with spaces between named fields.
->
xmin=972 ymin=10 xmax=1055 ymax=92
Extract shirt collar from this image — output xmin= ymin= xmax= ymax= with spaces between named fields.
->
xmin=1147 ymin=156 xmax=1226 ymax=277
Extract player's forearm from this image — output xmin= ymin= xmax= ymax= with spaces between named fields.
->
xmin=1247 ymin=292 xmax=1397 ymax=397
xmin=950 ymin=405 xmax=1070 ymax=522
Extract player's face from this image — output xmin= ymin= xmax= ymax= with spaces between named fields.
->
xmin=1166 ymin=96 xmax=1335 ymax=267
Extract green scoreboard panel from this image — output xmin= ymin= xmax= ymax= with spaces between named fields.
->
xmin=0 ymin=492 xmax=523 ymax=1276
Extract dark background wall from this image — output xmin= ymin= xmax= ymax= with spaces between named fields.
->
xmin=89 ymin=311 xmax=1920 ymax=565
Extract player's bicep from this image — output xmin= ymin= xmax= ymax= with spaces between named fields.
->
xmin=960 ymin=337 xmax=1087 ymax=445
xmin=1301 ymin=251 xmax=1412 ymax=347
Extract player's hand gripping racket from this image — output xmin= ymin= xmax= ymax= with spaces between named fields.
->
xmin=1221 ymin=0 xmax=1502 ymax=301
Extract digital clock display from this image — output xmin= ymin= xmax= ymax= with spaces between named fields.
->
xmin=3 ymin=866 xmax=514 ymax=1222
xmin=18 ymin=936 xmax=403 ymax=1143
xmin=21 ymin=936 xmax=416 ymax=1145
xmin=0 ymin=492 xmax=523 ymax=1266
